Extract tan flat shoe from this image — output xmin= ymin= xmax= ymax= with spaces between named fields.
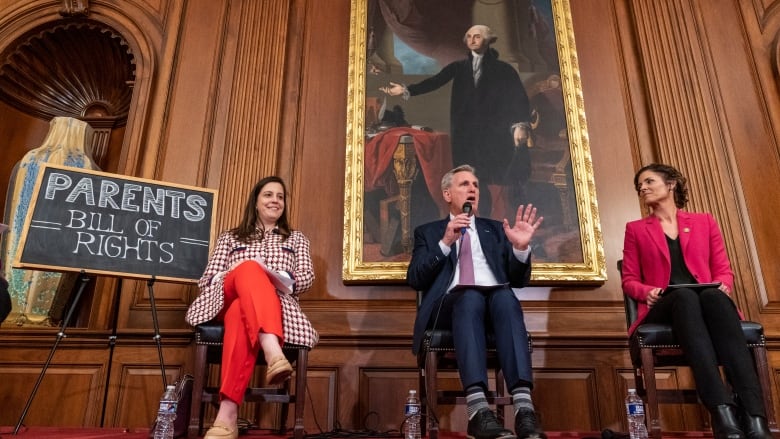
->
xmin=266 ymin=355 xmax=293 ymax=385
xmin=203 ymin=420 xmax=238 ymax=439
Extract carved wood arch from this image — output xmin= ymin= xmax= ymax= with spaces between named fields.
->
xmin=0 ymin=19 xmax=135 ymax=168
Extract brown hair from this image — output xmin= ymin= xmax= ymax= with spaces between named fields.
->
xmin=231 ymin=176 xmax=291 ymax=242
xmin=633 ymin=163 xmax=689 ymax=208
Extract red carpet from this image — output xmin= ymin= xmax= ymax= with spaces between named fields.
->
xmin=0 ymin=426 xmax=150 ymax=438
xmin=0 ymin=428 xmax=716 ymax=439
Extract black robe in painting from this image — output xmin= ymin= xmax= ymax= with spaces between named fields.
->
xmin=406 ymin=48 xmax=532 ymax=186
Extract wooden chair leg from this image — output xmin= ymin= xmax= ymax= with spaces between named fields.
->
xmin=293 ymin=349 xmax=308 ymax=439
xmin=419 ymin=362 xmax=428 ymax=437
xmin=278 ymin=379 xmax=292 ymax=436
xmin=425 ymin=351 xmax=439 ymax=439
xmin=641 ymin=347 xmax=662 ymax=439
xmin=188 ymin=343 xmax=208 ymax=438
xmin=751 ymin=346 xmax=778 ymax=432
xmin=496 ymin=368 xmax=506 ymax=424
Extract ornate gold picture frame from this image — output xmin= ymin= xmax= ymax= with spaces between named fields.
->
xmin=343 ymin=0 xmax=605 ymax=283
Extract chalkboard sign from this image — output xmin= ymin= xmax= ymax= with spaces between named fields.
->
xmin=14 ymin=164 xmax=218 ymax=283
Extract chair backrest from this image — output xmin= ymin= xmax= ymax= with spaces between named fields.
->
xmin=617 ymin=259 xmax=638 ymax=330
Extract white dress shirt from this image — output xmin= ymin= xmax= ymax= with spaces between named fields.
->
xmin=439 ymin=215 xmax=530 ymax=291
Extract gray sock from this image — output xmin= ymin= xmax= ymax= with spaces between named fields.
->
xmin=512 ymin=386 xmax=534 ymax=415
xmin=466 ymin=386 xmax=489 ymax=419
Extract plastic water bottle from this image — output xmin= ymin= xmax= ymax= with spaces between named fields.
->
xmin=625 ymin=388 xmax=648 ymax=439
xmin=153 ymin=385 xmax=178 ymax=439
xmin=403 ymin=389 xmax=422 ymax=439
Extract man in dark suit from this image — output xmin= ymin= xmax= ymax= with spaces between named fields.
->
xmin=381 ymin=25 xmax=532 ymax=220
xmin=407 ymin=165 xmax=544 ymax=439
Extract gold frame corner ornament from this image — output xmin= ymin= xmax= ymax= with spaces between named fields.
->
xmin=343 ymin=0 xmax=606 ymax=284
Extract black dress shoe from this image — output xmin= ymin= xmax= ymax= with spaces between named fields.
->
xmin=467 ymin=408 xmax=517 ymax=439
xmin=740 ymin=413 xmax=772 ymax=439
xmin=710 ymin=404 xmax=746 ymax=439
xmin=515 ymin=408 xmax=547 ymax=439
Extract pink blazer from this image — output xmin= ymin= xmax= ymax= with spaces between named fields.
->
xmin=621 ymin=210 xmax=734 ymax=335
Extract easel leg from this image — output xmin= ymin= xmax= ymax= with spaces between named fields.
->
xmin=147 ymin=276 xmax=168 ymax=390
xmin=14 ymin=271 xmax=90 ymax=435
xmin=100 ymin=279 xmax=123 ymax=427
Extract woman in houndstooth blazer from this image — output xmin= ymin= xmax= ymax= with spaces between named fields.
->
xmin=185 ymin=176 xmax=317 ymax=439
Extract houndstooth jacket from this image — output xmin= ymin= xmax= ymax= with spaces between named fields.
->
xmin=185 ymin=228 xmax=319 ymax=348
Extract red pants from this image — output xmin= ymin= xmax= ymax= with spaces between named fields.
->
xmin=218 ymin=261 xmax=283 ymax=404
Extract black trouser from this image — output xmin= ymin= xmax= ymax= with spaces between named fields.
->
xmin=643 ymin=287 xmax=765 ymax=416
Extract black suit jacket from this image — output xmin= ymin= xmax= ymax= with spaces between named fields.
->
xmin=406 ymin=216 xmax=531 ymax=354
xmin=406 ymin=48 xmax=531 ymax=185
xmin=0 ymin=277 xmax=10 ymax=324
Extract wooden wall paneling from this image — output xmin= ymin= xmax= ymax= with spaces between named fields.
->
xmin=767 ymin=348 xmax=780 ymax=423
xmin=0 ymin=338 xmax=110 ymax=427
xmin=116 ymin=278 xmax=197 ymax=331
xmin=210 ymin=0 xmax=291 ymax=232
xmin=155 ymin=0 xmax=231 ymax=189
xmin=278 ymin=0 xmax=307 ymax=186
xmin=694 ymin=0 xmax=780 ymax=326
xmin=102 ymin=337 xmax=192 ymax=428
xmin=627 ymin=0 xmax=734 ymax=215
xmin=710 ymin=0 xmax=780 ymax=325
xmin=532 ymin=370 xmax=599 ymax=432
xmin=293 ymin=0 xmax=373 ymax=303
xmin=298 ymin=368 xmax=338 ymax=433
xmin=531 ymin=345 xmax=621 ymax=433
xmin=304 ymin=343 xmax=415 ymax=433
xmin=359 ymin=368 xmax=418 ymax=432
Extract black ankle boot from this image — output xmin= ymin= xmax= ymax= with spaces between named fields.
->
xmin=741 ymin=413 xmax=772 ymax=439
xmin=710 ymin=405 xmax=746 ymax=439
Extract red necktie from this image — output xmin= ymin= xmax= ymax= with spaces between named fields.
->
xmin=459 ymin=229 xmax=475 ymax=285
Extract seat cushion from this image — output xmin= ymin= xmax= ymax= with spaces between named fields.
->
xmin=630 ymin=320 xmax=764 ymax=365
xmin=194 ymin=321 xmax=309 ymax=364
xmin=422 ymin=329 xmax=499 ymax=351
xmin=195 ymin=321 xmax=227 ymax=345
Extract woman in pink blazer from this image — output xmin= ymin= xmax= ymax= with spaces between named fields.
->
xmin=622 ymin=163 xmax=770 ymax=439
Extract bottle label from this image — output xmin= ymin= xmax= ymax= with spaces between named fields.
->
xmin=405 ymin=403 xmax=421 ymax=416
xmin=626 ymin=402 xmax=644 ymax=415
xmin=159 ymin=401 xmax=178 ymax=415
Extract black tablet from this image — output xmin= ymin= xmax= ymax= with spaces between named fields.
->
xmin=661 ymin=282 xmax=721 ymax=295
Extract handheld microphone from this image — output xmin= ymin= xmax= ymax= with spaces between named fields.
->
xmin=461 ymin=202 xmax=472 ymax=235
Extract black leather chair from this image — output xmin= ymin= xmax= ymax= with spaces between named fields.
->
xmin=187 ymin=321 xmax=309 ymax=439
xmin=416 ymin=291 xmax=532 ymax=439
xmin=618 ymin=260 xmax=777 ymax=439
